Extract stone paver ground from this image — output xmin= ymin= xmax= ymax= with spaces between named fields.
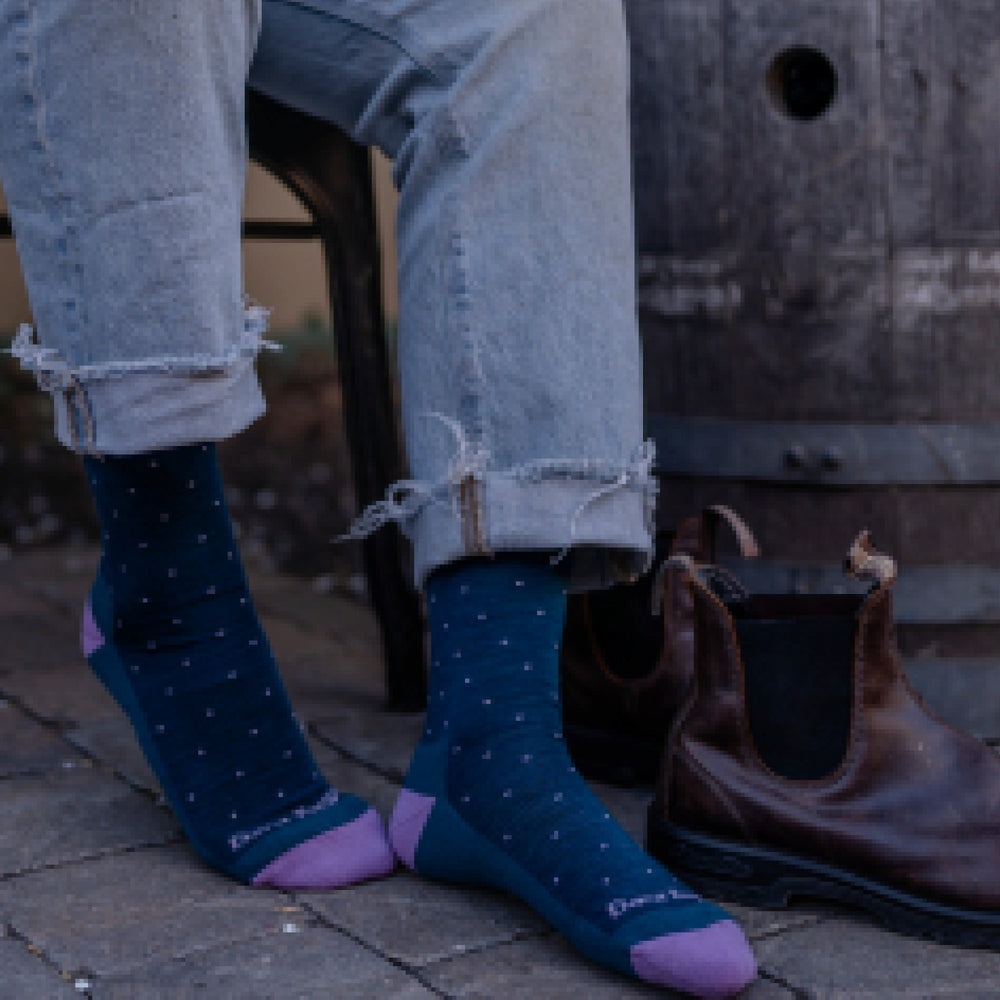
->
xmin=3 ymin=545 xmax=1000 ymax=998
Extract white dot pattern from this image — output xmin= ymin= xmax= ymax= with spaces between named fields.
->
xmin=417 ymin=559 xmax=701 ymax=941
xmin=81 ymin=444 xmax=372 ymax=881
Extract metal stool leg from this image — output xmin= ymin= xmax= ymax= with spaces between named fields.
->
xmin=247 ymin=90 xmax=426 ymax=710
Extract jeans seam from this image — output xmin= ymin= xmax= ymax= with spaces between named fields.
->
xmin=441 ymin=191 xmax=491 ymax=555
xmin=258 ymin=0 xmax=486 ymax=552
xmin=12 ymin=0 xmax=89 ymax=444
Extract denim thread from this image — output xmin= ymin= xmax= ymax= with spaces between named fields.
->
xmin=8 ymin=303 xmax=275 ymax=451
xmin=335 ymin=426 xmax=656 ymax=566
xmin=9 ymin=303 xmax=276 ymax=387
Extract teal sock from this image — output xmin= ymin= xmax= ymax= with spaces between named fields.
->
xmin=389 ymin=558 xmax=755 ymax=997
xmin=82 ymin=444 xmax=394 ymax=887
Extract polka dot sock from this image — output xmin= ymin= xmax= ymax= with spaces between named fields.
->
xmin=389 ymin=558 xmax=755 ymax=998
xmin=81 ymin=443 xmax=395 ymax=887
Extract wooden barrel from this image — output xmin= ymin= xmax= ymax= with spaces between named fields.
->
xmin=626 ymin=0 xmax=1000 ymax=736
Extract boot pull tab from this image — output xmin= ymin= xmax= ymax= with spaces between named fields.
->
xmin=705 ymin=505 xmax=761 ymax=561
xmin=652 ymin=555 xmax=752 ymax=614
xmin=652 ymin=508 xmax=760 ymax=614
xmin=845 ymin=530 xmax=898 ymax=587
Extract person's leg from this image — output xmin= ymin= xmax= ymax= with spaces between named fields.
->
xmin=250 ymin=3 xmax=754 ymax=993
xmin=252 ymin=0 xmax=652 ymax=580
xmin=0 ymin=0 xmax=394 ymax=887
xmin=400 ymin=555 xmax=754 ymax=998
xmin=0 ymin=0 xmax=264 ymax=454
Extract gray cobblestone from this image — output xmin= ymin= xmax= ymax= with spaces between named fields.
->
xmin=64 ymin=717 xmax=160 ymax=794
xmin=0 ymin=700 xmax=84 ymax=778
xmin=4 ymin=546 xmax=1000 ymax=998
xmin=0 ymin=935 xmax=78 ymax=998
xmin=300 ymin=871 xmax=547 ymax=968
xmin=0 ymin=846 xmax=299 ymax=978
xmin=754 ymin=918 xmax=1000 ymax=999
xmin=0 ymin=768 xmax=176 ymax=876
xmin=95 ymin=926 xmax=436 ymax=999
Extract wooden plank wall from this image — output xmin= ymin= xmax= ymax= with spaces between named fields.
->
xmin=628 ymin=0 xmax=1000 ymax=645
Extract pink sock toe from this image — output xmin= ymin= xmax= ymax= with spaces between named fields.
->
xmin=81 ymin=600 xmax=105 ymax=658
xmin=388 ymin=788 xmax=436 ymax=868
xmin=630 ymin=919 xmax=756 ymax=999
xmin=252 ymin=808 xmax=396 ymax=890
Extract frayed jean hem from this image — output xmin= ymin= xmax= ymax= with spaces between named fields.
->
xmin=8 ymin=305 xmax=272 ymax=455
xmin=338 ymin=441 xmax=657 ymax=590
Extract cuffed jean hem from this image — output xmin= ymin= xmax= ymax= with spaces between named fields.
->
xmin=342 ymin=444 xmax=657 ymax=590
xmin=410 ymin=477 xmax=654 ymax=591
xmin=50 ymin=363 xmax=266 ymax=456
xmin=9 ymin=304 xmax=272 ymax=455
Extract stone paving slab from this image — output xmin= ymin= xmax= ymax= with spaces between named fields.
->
xmin=64 ymin=716 xmax=161 ymax=794
xmin=252 ymin=573 xmax=387 ymax=671
xmin=0 ymin=699 xmax=85 ymax=778
xmin=300 ymin=871 xmax=547 ymax=968
xmin=0 ymin=934 xmax=79 ymax=999
xmin=310 ymin=698 xmax=426 ymax=781
xmin=421 ymin=932 xmax=794 ymax=999
xmin=753 ymin=916 xmax=1000 ymax=999
xmin=0 ymin=605 xmax=80 ymax=674
xmin=261 ymin=615 xmax=385 ymax=704
xmin=0 ymin=647 xmax=122 ymax=729
xmin=0 ymin=767 xmax=176 ymax=877
xmin=306 ymin=737 xmax=401 ymax=820
xmin=725 ymin=904 xmax=822 ymax=943
xmin=0 ymin=845 xmax=304 ymax=979
xmin=95 ymin=926 xmax=436 ymax=1000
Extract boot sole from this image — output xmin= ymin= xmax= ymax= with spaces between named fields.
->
xmin=648 ymin=810 xmax=1000 ymax=949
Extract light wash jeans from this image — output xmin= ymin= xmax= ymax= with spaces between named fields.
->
xmin=0 ymin=0 xmax=653 ymax=587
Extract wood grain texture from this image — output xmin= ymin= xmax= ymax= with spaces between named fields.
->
xmin=629 ymin=0 xmax=1000 ymax=630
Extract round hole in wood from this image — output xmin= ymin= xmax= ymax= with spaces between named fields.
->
xmin=767 ymin=46 xmax=838 ymax=120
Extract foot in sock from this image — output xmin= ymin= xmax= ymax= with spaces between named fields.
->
xmin=82 ymin=443 xmax=395 ymax=888
xmin=389 ymin=558 xmax=755 ymax=999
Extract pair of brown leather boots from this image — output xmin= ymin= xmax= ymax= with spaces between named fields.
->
xmin=562 ymin=509 xmax=1000 ymax=947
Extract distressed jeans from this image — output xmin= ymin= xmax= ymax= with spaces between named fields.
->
xmin=0 ymin=0 xmax=653 ymax=587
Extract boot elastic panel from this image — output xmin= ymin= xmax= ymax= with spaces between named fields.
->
xmin=732 ymin=594 xmax=862 ymax=781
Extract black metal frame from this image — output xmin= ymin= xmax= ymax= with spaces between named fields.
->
xmin=245 ymin=91 xmax=426 ymax=709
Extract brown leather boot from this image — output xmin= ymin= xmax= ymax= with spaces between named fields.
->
xmin=562 ymin=506 xmax=758 ymax=784
xmin=648 ymin=532 xmax=1000 ymax=947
